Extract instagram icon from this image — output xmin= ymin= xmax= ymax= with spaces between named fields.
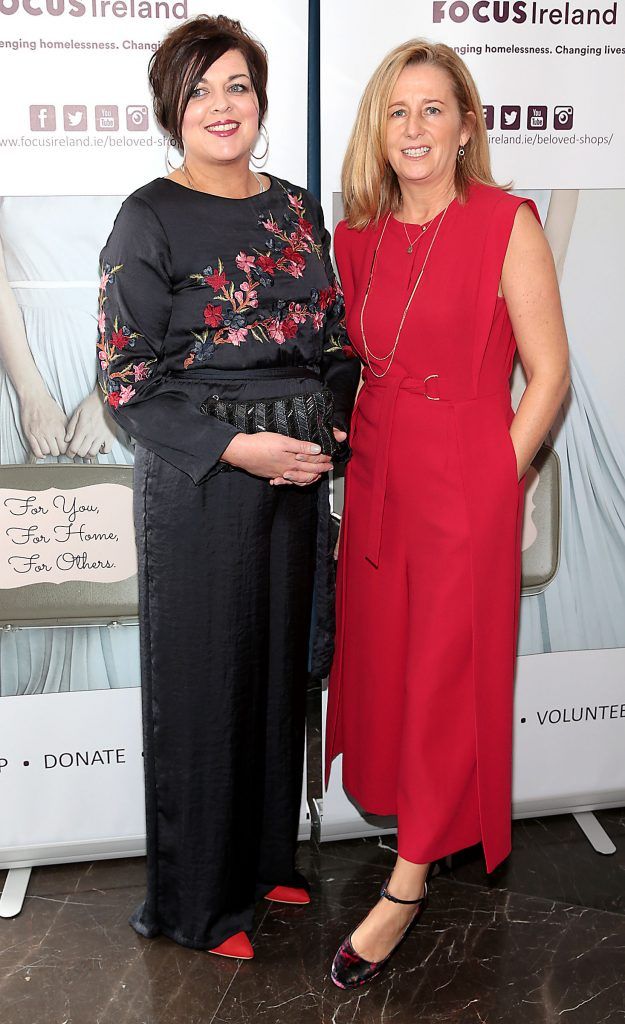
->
xmin=126 ymin=105 xmax=149 ymax=131
xmin=554 ymin=106 xmax=574 ymax=130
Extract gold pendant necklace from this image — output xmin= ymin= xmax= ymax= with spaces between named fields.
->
xmin=402 ymin=219 xmax=431 ymax=254
xmin=360 ymin=202 xmax=452 ymax=379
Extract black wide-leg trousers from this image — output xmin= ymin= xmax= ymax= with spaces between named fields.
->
xmin=129 ymin=444 xmax=317 ymax=950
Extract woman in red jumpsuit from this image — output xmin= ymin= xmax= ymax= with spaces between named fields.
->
xmin=327 ymin=41 xmax=570 ymax=989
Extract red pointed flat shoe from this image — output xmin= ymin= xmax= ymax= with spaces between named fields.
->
xmin=208 ymin=931 xmax=254 ymax=959
xmin=264 ymin=885 xmax=311 ymax=905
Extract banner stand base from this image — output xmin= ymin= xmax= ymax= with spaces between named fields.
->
xmin=0 ymin=867 xmax=32 ymax=918
xmin=313 ymin=797 xmax=398 ymax=842
xmin=310 ymin=797 xmax=321 ymax=837
xmin=572 ymin=811 xmax=617 ymax=855
xmin=0 ymin=814 xmax=614 ymax=921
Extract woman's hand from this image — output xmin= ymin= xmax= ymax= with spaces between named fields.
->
xmin=65 ymin=389 xmax=116 ymax=459
xmin=19 ymin=385 xmax=68 ymax=459
xmin=221 ymin=432 xmax=333 ymax=486
xmin=271 ymin=425 xmax=347 ymax=487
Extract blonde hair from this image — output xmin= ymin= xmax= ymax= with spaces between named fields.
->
xmin=342 ymin=39 xmax=503 ymax=229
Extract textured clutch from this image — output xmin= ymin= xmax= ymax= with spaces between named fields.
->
xmin=200 ymin=387 xmax=347 ymax=458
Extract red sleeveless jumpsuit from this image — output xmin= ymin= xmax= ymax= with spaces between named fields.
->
xmin=325 ymin=184 xmax=538 ymax=872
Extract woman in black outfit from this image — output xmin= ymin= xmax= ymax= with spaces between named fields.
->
xmin=97 ymin=15 xmax=358 ymax=958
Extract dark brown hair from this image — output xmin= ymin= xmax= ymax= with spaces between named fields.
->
xmin=149 ymin=14 xmax=268 ymax=151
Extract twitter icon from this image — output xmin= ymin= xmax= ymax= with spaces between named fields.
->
xmin=500 ymin=105 xmax=521 ymax=130
xmin=63 ymin=106 xmax=87 ymax=132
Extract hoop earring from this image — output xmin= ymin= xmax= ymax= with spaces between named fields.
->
xmin=250 ymin=123 xmax=269 ymax=166
xmin=457 ymin=145 xmax=466 ymax=162
xmin=166 ymin=136 xmax=184 ymax=172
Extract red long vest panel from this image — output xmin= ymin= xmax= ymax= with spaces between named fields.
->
xmin=325 ymin=184 xmax=539 ymax=872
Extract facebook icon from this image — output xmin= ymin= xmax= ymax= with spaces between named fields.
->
xmin=30 ymin=106 xmax=56 ymax=131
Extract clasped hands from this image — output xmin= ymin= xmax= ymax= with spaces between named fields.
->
xmin=19 ymin=386 xmax=115 ymax=460
xmin=221 ymin=427 xmax=347 ymax=487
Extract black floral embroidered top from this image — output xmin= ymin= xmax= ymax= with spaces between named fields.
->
xmin=97 ymin=175 xmax=359 ymax=483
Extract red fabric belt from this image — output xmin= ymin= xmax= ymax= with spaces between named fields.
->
xmin=361 ymin=372 xmax=507 ymax=567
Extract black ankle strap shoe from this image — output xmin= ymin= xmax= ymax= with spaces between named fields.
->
xmin=330 ymin=878 xmax=429 ymax=990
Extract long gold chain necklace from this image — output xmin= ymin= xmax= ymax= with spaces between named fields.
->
xmin=360 ymin=201 xmax=451 ymax=379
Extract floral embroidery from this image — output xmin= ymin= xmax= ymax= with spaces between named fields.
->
xmin=203 ymin=303 xmax=223 ymax=328
xmin=184 ymin=185 xmax=342 ymax=368
xmin=323 ymin=334 xmax=357 ymax=360
xmin=97 ymin=262 xmax=156 ymax=408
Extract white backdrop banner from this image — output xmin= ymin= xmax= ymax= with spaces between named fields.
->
xmin=319 ymin=1 xmax=625 ymax=841
xmin=0 ymin=0 xmax=310 ymax=871
xmin=321 ymin=0 xmax=625 ymax=194
xmin=0 ymin=0 xmax=308 ymax=194
xmin=513 ymin=648 xmax=625 ymax=816
xmin=0 ymin=689 xmax=146 ymax=866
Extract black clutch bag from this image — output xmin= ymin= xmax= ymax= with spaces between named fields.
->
xmin=200 ymin=387 xmax=348 ymax=459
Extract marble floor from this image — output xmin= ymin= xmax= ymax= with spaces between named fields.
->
xmin=2 ymin=684 xmax=624 ymax=1024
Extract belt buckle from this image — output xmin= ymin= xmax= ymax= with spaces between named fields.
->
xmin=424 ymin=374 xmax=440 ymax=401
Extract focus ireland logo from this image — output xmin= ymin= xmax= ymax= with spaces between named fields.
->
xmin=432 ymin=1 xmax=618 ymax=24
xmin=0 ymin=0 xmax=187 ymax=17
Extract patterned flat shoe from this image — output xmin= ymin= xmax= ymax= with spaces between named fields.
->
xmin=330 ymin=878 xmax=428 ymax=990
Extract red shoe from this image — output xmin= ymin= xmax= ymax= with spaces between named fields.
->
xmin=264 ymin=885 xmax=310 ymax=905
xmin=208 ymin=931 xmax=254 ymax=959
